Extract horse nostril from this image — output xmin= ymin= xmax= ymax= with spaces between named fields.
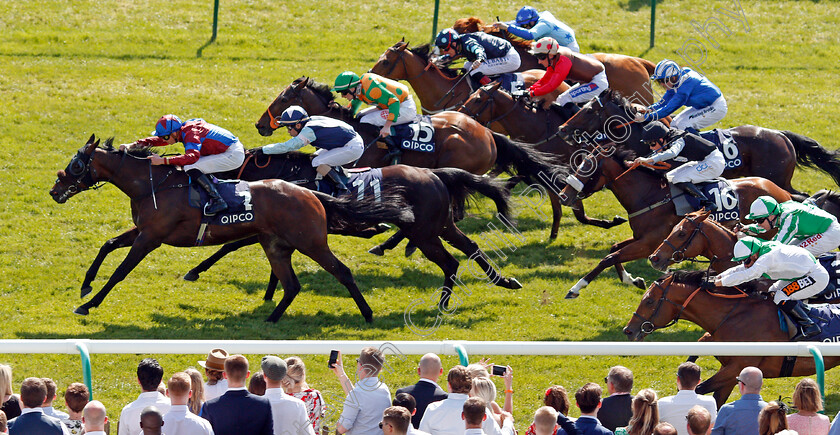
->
xmin=622 ymin=327 xmax=633 ymax=335
xmin=649 ymin=255 xmax=658 ymax=263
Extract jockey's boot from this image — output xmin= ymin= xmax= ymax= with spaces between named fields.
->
xmin=325 ymin=167 xmax=350 ymax=195
xmin=468 ymin=72 xmax=491 ymax=92
xmin=382 ymin=135 xmax=402 ymax=165
xmin=675 ymin=182 xmax=717 ymax=212
xmin=780 ymin=300 xmax=822 ymax=340
xmin=190 ymin=170 xmax=228 ymax=215
xmin=684 ymin=126 xmax=700 ymax=135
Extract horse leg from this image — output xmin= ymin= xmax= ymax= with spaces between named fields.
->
xmin=547 ymin=191 xmax=563 ymax=240
xmin=262 ymin=246 xmax=302 ymax=323
xmin=75 ymin=233 xmax=162 ymax=315
xmin=565 ymin=237 xmax=643 ymax=298
xmin=300 ymin=246 xmax=374 ymax=323
xmin=368 ymin=229 xmax=405 ymax=256
xmin=411 ymin=236 xmax=461 ymax=311
xmin=570 ymin=198 xmax=628 ymax=229
xmin=81 ymin=227 xmax=139 ymax=298
xmin=265 ymin=272 xmax=279 ymax=301
xmin=440 ymin=224 xmax=522 ymax=290
xmin=696 ymin=356 xmax=759 ymax=408
xmin=184 ymin=236 xmax=259 ymax=282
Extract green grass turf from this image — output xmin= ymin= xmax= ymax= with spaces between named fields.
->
xmin=1 ymin=0 xmax=840 ymax=428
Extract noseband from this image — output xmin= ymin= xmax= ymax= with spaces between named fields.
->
xmin=662 ymin=216 xmax=710 ymax=263
xmin=264 ymin=84 xmax=335 ymax=130
xmin=631 ymin=275 xmax=688 ymax=334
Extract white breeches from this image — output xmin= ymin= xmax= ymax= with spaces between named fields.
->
xmin=792 ymin=221 xmax=840 ymax=257
xmin=184 ymin=141 xmax=245 ymax=174
xmin=672 ymin=96 xmax=728 ymax=131
xmin=463 ymin=48 xmax=522 ymax=77
xmin=770 ymin=267 xmax=829 ymax=303
xmin=358 ymin=97 xmax=418 ymax=127
xmin=555 ymin=70 xmax=609 ymax=106
xmin=665 ymin=149 xmax=726 ymax=184
xmin=311 ymin=134 xmax=365 ymax=167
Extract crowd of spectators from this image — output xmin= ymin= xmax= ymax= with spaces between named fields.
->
xmin=0 ymin=353 xmax=837 ymax=435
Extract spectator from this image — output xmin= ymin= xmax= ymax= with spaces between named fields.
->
xmin=200 ymin=354 xmax=273 ymax=435
xmin=572 ymin=382 xmax=611 ymax=435
xmin=262 ymin=355 xmax=315 ymax=435
xmin=184 ymin=368 xmax=205 ymax=415
xmin=658 ymin=362 xmax=717 ymax=435
xmin=82 ymin=400 xmax=108 ymax=435
xmin=249 ymin=371 xmax=267 ymax=396
xmin=119 ymin=358 xmax=171 ymax=435
xmin=462 ymin=397 xmax=487 ymax=435
xmin=654 ymin=422 xmax=678 ymax=435
xmin=758 ymin=401 xmax=789 ymax=435
xmin=198 ymin=349 xmax=229 ymax=402
xmin=0 ymin=410 xmax=7 ymax=435
xmin=470 ymin=377 xmax=513 ymax=431
xmin=465 ymin=363 xmax=512 ymax=422
xmin=382 ymin=406 xmax=412 ymax=435
xmin=396 ymin=354 xmax=448 ymax=428
xmin=787 ymin=378 xmax=829 ymax=435
xmin=830 ymin=412 xmax=840 ymax=435
xmin=531 ymin=406 xmax=559 ymax=435
xmin=392 ymin=393 xmax=430 ymax=435
xmin=61 ymin=383 xmax=89 ymax=435
xmin=283 ymin=356 xmax=325 ymax=432
xmin=40 ymin=378 xmax=69 ymax=421
xmin=465 ymin=365 xmax=490 ymax=381
xmin=331 ymin=348 xmax=392 ymax=435
xmin=615 ymin=389 xmax=659 ymax=435
xmin=527 ymin=386 xmax=572 ymax=435
xmin=140 ymin=406 xmax=165 ymax=435
xmin=711 ymin=366 xmax=767 ymax=435
xmin=162 ymin=372 xmax=214 ymax=435
xmin=419 ymin=366 xmax=508 ymax=435
xmin=7 ymin=377 xmax=68 ymax=434
xmin=598 ymin=366 xmax=633 ymax=431
xmin=0 ymin=365 xmax=20 ymax=420
xmin=686 ymin=406 xmax=712 ymax=435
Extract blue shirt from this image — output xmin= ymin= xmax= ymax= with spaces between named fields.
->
xmin=645 ymin=68 xmax=723 ymax=121
xmin=829 ymin=411 xmax=840 ymax=435
xmin=506 ymin=11 xmax=579 ymax=52
xmin=710 ymin=394 xmax=766 ymax=435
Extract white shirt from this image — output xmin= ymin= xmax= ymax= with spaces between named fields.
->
xmin=163 ymin=404 xmax=214 ymax=435
xmin=418 ymin=394 xmax=508 ymax=435
xmin=42 ymin=406 xmax=70 ymax=420
xmin=338 ymin=377 xmax=391 ymax=435
xmin=84 ymin=432 xmax=108 ymax=435
xmin=265 ymin=388 xmax=317 ymax=435
xmin=658 ymin=390 xmax=718 ymax=435
xmin=410 ymin=427 xmax=432 ymax=435
xmin=719 ymin=244 xmax=821 ymax=286
xmin=204 ymin=379 xmax=228 ymax=402
xmin=465 ymin=429 xmax=486 ymax=435
xmin=118 ymin=391 xmax=172 ymax=435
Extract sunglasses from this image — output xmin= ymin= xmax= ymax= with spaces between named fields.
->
xmin=160 ymin=134 xmax=171 ymax=141
xmin=534 ymin=54 xmax=549 ymax=61
xmin=736 ymin=377 xmax=745 ymax=385
xmin=379 ymin=422 xmax=392 ymax=429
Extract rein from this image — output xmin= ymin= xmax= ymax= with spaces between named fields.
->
xmin=457 ymin=87 xmax=522 ymax=128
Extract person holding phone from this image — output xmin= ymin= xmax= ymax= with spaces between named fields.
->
xmin=330 ymin=348 xmax=392 ymax=435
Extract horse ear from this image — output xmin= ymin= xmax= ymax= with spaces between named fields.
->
xmin=401 ymin=36 xmax=405 ymax=42
xmin=695 ymin=210 xmax=712 ymax=221
xmin=295 ymin=79 xmax=307 ymax=91
xmin=490 ymin=81 xmax=502 ymax=91
xmin=398 ymin=42 xmax=408 ymax=52
xmin=86 ymin=134 xmax=96 ymax=146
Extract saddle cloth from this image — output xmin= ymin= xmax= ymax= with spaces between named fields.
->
xmin=669 ymin=178 xmax=740 ymax=222
xmin=778 ymin=303 xmax=840 ymax=342
xmin=389 ymin=115 xmax=436 ymax=153
xmin=497 ymin=72 xmax=526 ymax=94
xmin=315 ymin=167 xmax=385 ymax=202
xmin=188 ymin=178 xmax=255 ymax=225
xmin=699 ymin=129 xmax=742 ymax=170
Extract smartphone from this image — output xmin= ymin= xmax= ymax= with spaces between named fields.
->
xmin=491 ymin=365 xmax=506 ymax=376
xmin=328 ymin=350 xmax=339 ymax=368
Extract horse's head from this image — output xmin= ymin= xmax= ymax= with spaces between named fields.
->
xmin=649 ymin=210 xmax=713 ymax=271
xmin=557 ymin=145 xmax=617 ymax=206
xmin=623 ymin=274 xmax=689 ymax=341
xmin=50 ymin=134 xmax=105 ymax=203
xmin=255 ymin=77 xmax=337 ymax=137
xmin=456 ymin=81 xmax=512 ymax=125
xmin=370 ymin=39 xmax=413 ymax=80
xmin=559 ymin=90 xmax=636 ymax=146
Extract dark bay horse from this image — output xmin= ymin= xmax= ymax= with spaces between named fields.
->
xmin=182 ymin=152 xmax=524 ymax=308
xmin=559 ymin=90 xmax=840 ymax=199
xmin=49 ymin=135 xmax=414 ymax=322
xmin=557 ymin=145 xmax=792 ymax=298
xmin=623 ymin=271 xmax=840 ymax=407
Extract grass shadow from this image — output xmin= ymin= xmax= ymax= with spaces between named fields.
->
xmin=620 ymin=0 xmax=663 ymax=12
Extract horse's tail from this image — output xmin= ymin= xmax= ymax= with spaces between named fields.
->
xmin=431 ymin=168 xmax=512 ymax=222
xmin=492 ymin=132 xmax=566 ymax=194
xmin=312 ymin=190 xmax=414 ymax=233
xmin=782 ymin=131 xmax=840 ymax=187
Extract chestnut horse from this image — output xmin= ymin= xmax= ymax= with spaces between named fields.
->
xmin=50 ymin=136 xmax=414 ymax=322
xmin=623 ymin=271 xmax=840 ymax=407
xmin=559 ymin=90 xmax=840 ymax=199
xmin=557 ymin=145 xmax=792 ymax=298
xmin=452 ymin=17 xmax=656 ymax=105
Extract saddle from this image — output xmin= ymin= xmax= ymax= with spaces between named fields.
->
xmin=380 ymin=116 xmax=437 ymax=157
xmin=669 ymin=178 xmax=739 ymax=221
xmin=778 ymin=303 xmax=840 ymax=342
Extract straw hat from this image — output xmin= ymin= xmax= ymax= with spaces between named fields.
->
xmin=198 ymin=348 xmax=228 ymax=371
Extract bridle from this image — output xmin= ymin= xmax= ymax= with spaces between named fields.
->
xmin=58 ymin=147 xmax=116 ymax=198
xmin=264 ymin=82 xmax=336 ymax=130
xmin=661 ymin=215 xmax=713 ymax=264
xmin=457 ymin=86 xmax=523 ymax=128
xmin=378 ymin=46 xmax=433 ymax=81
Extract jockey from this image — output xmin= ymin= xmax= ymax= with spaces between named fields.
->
xmin=741 ymin=195 xmax=840 ymax=256
xmin=709 ymin=236 xmax=826 ymax=340
xmin=332 ymin=71 xmax=417 ymax=162
xmin=122 ymin=114 xmax=245 ymax=215
xmin=633 ymin=121 xmax=724 ymax=211
xmin=262 ymin=106 xmax=364 ymax=193
xmin=433 ymin=28 xmax=522 ymax=91
xmin=635 ymin=59 xmax=728 ymax=133
xmin=524 ymin=37 xmax=608 ymax=107
xmin=492 ymin=6 xmax=579 ymax=52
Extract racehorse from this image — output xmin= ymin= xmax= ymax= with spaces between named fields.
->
xmin=369 ymin=41 xmax=561 ymax=116
xmin=452 ymin=18 xmax=656 ymax=104
xmin=254 ymin=76 xmax=615 ymax=241
xmin=49 ymin=135 xmax=414 ymax=323
xmin=180 ymin=151 xmax=524 ymax=308
xmin=623 ymin=271 xmax=840 ymax=407
xmin=556 ymin=145 xmax=792 ymax=298
xmin=559 ymin=90 xmax=840 ymax=199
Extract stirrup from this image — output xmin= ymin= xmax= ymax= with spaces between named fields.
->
xmin=204 ymin=200 xmax=228 ymax=216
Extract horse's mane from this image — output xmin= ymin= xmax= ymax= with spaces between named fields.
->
xmin=604 ymin=89 xmax=632 ymax=110
xmin=293 ymin=76 xmax=336 ymax=103
xmin=99 ymin=137 xmax=154 ymax=157
xmin=667 ymin=270 xmax=763 ymax=296
xmin=452 ymin=17 xmax=532 ymax=50
xmin=811 ymin=189 xmax=840 ymax=205
xmin=409 ymin=43 xmax=460 ymax=78
xmin=250 ymin=147 xmax=310 ymax=161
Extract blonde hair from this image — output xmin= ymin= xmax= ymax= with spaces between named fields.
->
xmin=533 ymin=406 xmax=558 ymax=435
xmin=185 ymin=368 xmax=205 ymax=415
xmin=758 ymin=401 xmax=788 ymax=435
xmin=470 ymin=377 xmax=497 ymax=409
xmin=0 ymin=364 xmax=13 ymax=397
xmin=282 ymin=357 xmax=309 ymax=391
xmin=625 ymin=389 xmax=658 ymax=435
xmin=792 ymin=378 xmax=822 ymax=413
xmin=466 ymin=364 xmax=489 ymax=380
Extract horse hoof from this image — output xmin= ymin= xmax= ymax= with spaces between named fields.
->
xmin=375 ymin=223 xmax=391 ymax=233
xmin=364 ymin=314 xmax=374 ymax=323
xmin=368 ymin=246 xmax=385 ymax=256
xmin=183 ymin=271 xmax=200 ymax=282
xmin=564 ymin=290 xmax=580 ymax=299
xmin=612 ymin=215 xmax=628 ymax=225
xmin=80 ymin=286 xmax=92 ymax=298
xmin=264 ymin=316 xmax=279 ymax=323
xmin=632 ymin=277 xmax=647 ymax=289
xmin=404 ymin=245 xmax=417 ymax=257
xmin=499 ymin=278 xmax=523 ymax=289
xmin=74 ymin=306 xmax=90 ymax=316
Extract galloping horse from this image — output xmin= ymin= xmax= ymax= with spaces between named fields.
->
xmin=50 ymin=135 xmax=414 ymax=322
xmin=369 ymin=41 xmax=559 ymax=116
xmin=623 ymin=271 xmax=840 ymax=407
xmin=180 ymin=152 xmax=524 ymax=308
xmin=557 ymin=145 xmax=792 ymax=298
xmin=559 ymin=90 xmax=840 ymax=198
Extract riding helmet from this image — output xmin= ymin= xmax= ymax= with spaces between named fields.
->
xmin=333 ymin=71 xmax=361 ymax=92
xmin=515 ymin=6 xmax=540 ymax=26
xmin=530 ymin=37 xmax=560 ymax=56
xmin=651 ymin=59 xmax=681 ymax=80
xmin=279 ymin=106 xmax=310 ymax=127
xmin=745 ymin=196 xmax=781 ymax=220
xmin=153 ymin=114 xmax=183 ymax=137
xmin=434 ymin=29 xmax=459 ymax=51
xmin=640 ymin=121 xmax=670 ymax=144
xmin=732 ymin=236 xmax=774 ymax=262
